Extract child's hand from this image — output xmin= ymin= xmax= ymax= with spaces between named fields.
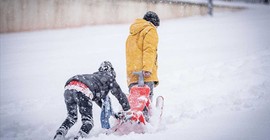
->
xmin=114 ymin=109 xmax=133 ymax=121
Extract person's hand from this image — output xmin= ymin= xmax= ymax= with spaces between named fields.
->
xmin=143 ymin=71 xmax=151 ymax=78
xmin=114 ymin=109 xmax=133 ymax=121
xmin=123 ymin=109 xmax=133 ymax=120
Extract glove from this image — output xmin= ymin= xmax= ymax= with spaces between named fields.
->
xmin=114 ymin=109 xmax=133 ymax=121
xmin=123 ymin=109 xmax=133 ymax=120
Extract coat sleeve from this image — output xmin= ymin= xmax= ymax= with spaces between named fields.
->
xmin=142 ymin=28 xmax=158 ymax=73
xmin=110 ymin=80 xmax=130 ymax=111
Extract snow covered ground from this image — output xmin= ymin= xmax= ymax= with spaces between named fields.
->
xmin=1 ymin=2 xmax=270 ymax=140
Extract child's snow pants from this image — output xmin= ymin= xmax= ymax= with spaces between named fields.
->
xmin=56 ymin=89 xmax=93 ymax=136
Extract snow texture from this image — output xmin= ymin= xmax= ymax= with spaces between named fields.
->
xmin=1 ymin=2 xmax=270 ymax=140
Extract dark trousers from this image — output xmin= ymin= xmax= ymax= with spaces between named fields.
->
xmin=56 ymin=89 xmax=93 ymax=136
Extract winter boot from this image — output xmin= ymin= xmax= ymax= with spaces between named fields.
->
xmin=54 ymin=127 xmax=67 ymax=140
xmin=53 ymin=132 xmax=64 ymax=140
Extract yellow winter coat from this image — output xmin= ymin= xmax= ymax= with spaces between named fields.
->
xmin=126 ymin=18 xmax=159 ymax=87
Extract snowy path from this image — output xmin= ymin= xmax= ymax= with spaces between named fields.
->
xmin=1 ymin=3 xmax=270 ymax=140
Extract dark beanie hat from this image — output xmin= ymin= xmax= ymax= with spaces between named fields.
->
xmin=143 ymin=11 xmax=160 ymax=27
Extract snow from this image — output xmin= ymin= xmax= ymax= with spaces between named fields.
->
xmin=1 ymin=2 xmax=270 ymax=140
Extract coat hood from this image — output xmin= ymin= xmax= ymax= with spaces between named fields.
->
xmin=129 ymin=19 xmax=155 ymax=35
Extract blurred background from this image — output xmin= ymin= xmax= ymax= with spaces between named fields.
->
xmin=2 ymin=0 xmax=267 ymax=33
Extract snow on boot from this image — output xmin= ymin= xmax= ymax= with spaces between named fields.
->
xmin=73 ymin=130 xmax=87 ymax=140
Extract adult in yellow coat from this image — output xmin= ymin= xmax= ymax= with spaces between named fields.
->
xmin=126 ymin=11 xmax=160 ymax=103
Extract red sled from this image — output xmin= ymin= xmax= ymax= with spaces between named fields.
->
xmin=128 ymin=84 xmax=151 ymax=124
xmin=110 ymin=71 xmax=164 ymax=134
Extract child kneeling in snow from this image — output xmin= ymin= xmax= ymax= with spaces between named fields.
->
xmin=53 ymin=61 xmax=130 ymax=140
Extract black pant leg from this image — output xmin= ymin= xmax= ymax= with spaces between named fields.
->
xmin=56 ymin=89 xmax=78 ymax=136
xmin=77 ymin=92 xmax=94 ymax=135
